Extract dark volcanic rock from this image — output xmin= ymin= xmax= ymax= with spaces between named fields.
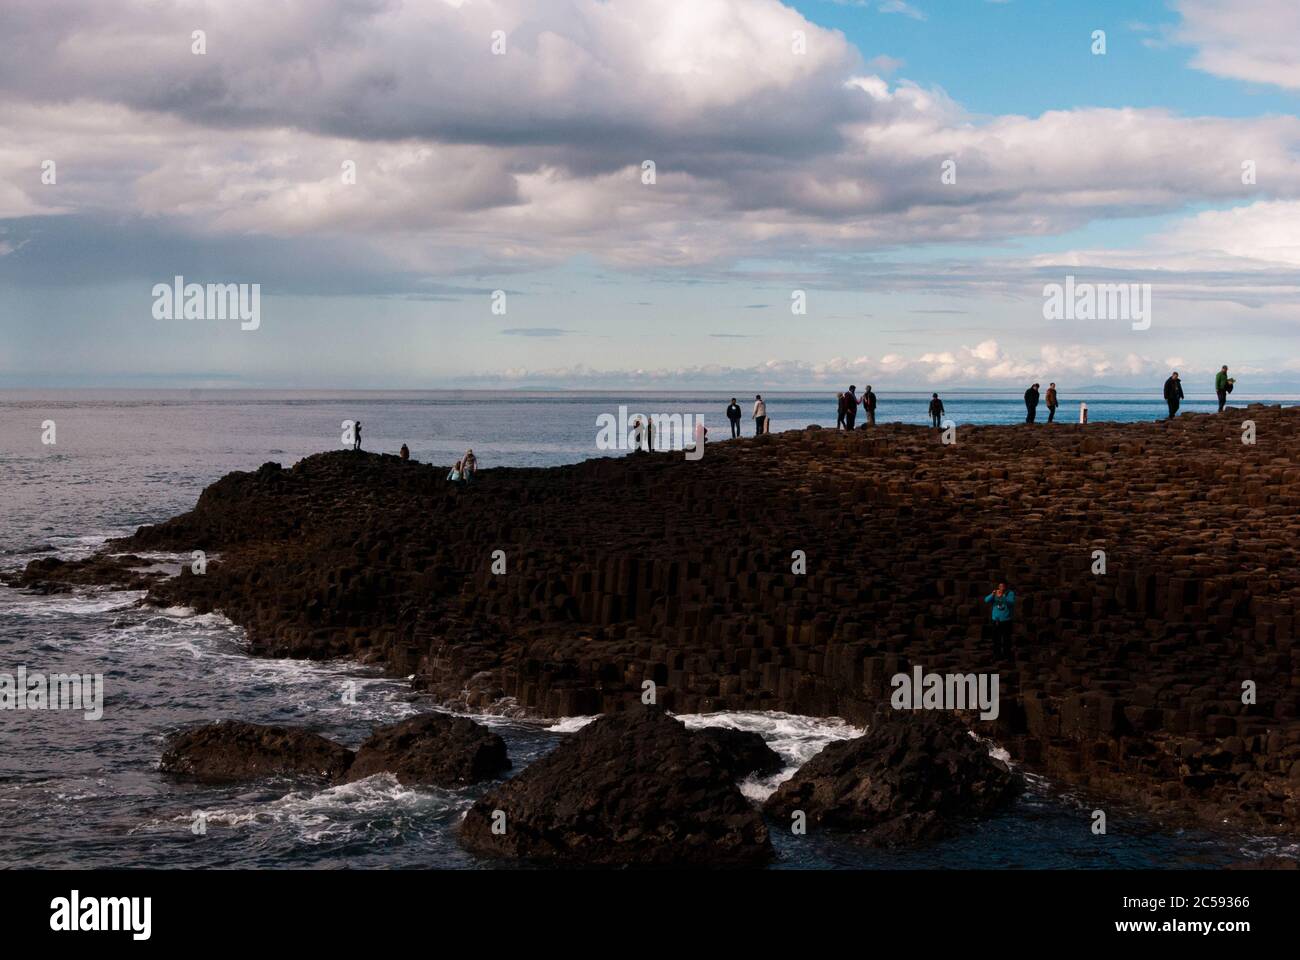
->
xmin=3 ymin=553 xmax=167 ymax=593
xmin=345 ymin=712 xmax=510 ymax=786
xmin=459 ymin=707 xmax=772 ymax=865
xmin=1228 ymin=855 xmax=1300 ymax=870
xmin=159 ymin=720 xmax=354 ymax=783
xmin=695 ymin=726 xmax=784 ymax=779
xmin=25 ymin=406 xmax=1300 ymax=838
xmin=764 ymin=706 xmax=1022 ymax=845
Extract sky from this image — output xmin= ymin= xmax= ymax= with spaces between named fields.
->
xmin=1 ymin=0 xmax=1299 ymax=390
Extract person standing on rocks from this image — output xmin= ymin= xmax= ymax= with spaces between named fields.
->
xmin=400 ymin=443 xmax=410 ymax=460
xmin=462 ymin=449 xmax=477 ymax=479
xmin=844 ymin=385 xmax=858 ymax=430
xmin=1045 ymin=383 xmax=1059 ymax=423
xmin=726 ymin=398 xmax=742 ymax=438
xmin=984 ymin=583 xmax=1017 ymax=660
xmin=928 ymin=393 xmax=945 ymax=429
xmin=862 ymin=385 xmax=877 ymax=427
xmin=1163 ymin=371 xmax=1184 ymax=419
xmin=448 ymin=460 xmax=463 ymax=482
xmin=753 ymin=395 xmax=767 ymax=436
xmin=1215 ymin=365 xmax=1234 ymax=413
xmin=353 ymin=420 xmax=362 ymax=451
xmin=836 ymin=392 xmax=846 ymax=430
xmin=1024 ymin=383 xmax=1040 ymax=423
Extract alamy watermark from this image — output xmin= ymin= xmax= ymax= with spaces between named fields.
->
xmin=152 ymin=275 xmax=260 ymax=331
xmin=595 ymin=406 xmax=706 ymax=460
xmin=0 ymin=666 xmax=103 ymax=720
xmin=50 ymin=890 xmax=150 ymax=940
xmin=1043 ymin=275 xmax=1151 ymax=330
xmin=891 ymin=664 xmax=999 ymax=721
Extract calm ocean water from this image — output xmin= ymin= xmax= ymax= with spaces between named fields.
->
xmin=2 ymin=389 xmax=1296 ymax=869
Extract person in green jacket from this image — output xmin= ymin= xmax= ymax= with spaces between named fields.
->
xmin=1215 ymin=365 xmax=1234 ymax=413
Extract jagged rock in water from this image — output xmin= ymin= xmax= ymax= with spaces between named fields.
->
xmin=459 ymin=707 xmax=772 ymax=865
xmin=344 ymin=712 xmax=510 ymax=786
xmin=764 ymin=706 xmax=1023 ymax=845
xmin=695 ymin=726 xmax=784 ymax=779
xmin=159 ymin=720 xmax=354 ymax=783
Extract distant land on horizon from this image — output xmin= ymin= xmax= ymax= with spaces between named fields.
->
xmin=7 ymin=380 xmax=1300 ymax=396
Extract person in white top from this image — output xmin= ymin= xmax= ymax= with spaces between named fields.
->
xmin=752 ymin=394 xmax=767 ymax=436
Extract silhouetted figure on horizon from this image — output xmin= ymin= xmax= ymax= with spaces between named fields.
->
xmin=753 ymin=395 xmax=766 ymax=436
xmin=1024 ymin=383 xmax=1040 ymax=423
xmin=1045 ymin=383 xmax=1058 ymax=423
xmin=862 ymin=385 xmax=877 ymax=427
xmin=354 ymin=421 xmax=362 ymax=451
xmin=985 ymin=582 xmax=1017 ymax=661
xmin=844 ymin=384 xmax=858 ymax=430
xmin=1163 ymin=372 xmax=1184 ymax=419
xmin=399 ymin=443 xmax=409 ymax=460
xmin=928 ymin=393 xmax=945 ymax=429
xmin=726 ymin=398 xmax=742 ymax=438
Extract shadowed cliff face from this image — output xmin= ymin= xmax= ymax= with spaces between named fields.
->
xmin=20 ymin=403 xmax=1300 ymax=837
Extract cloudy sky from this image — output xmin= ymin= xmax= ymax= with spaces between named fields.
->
xmin=2 ymin=0 xmax=1299 ymax=389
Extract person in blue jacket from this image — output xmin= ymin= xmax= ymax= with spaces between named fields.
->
xmin=985 ymin=582 xmax=1016 ymax=660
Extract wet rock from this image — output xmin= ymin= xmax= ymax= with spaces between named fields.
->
xmin=1228 ymin=855 xmax=1299 ymax=870
xmin=459 ymin=707 xmax=772 ymax=865
xmin=4 ymin=553 xmax=166 ymax=593
xmin=695 ymin=726 xmax=784 ymax=779
xmin=764 ymin=706 xmax=1023 ymax=845
xmin=159 ymin=720 xmax=354 ymax=783
xmin=344 ymin=712 xmax=510 ymax=786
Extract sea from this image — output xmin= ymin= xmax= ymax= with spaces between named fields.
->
xmin=2 ymin=389 xmax=1297 ymax=869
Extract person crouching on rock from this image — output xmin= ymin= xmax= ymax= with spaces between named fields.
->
xmin=928 ymin=393 xmax=944 ymax=429
xmin=448 ymin=460 xmax=463 ymax=482
xmin=985 ymin=583 xmax=1017 ymax=660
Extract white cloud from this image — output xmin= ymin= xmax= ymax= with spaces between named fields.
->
xmin=1 ymin=0 xmax=1299 ymax=320
xmin=474 ymin=340 xmax=1179 ymax=387
xmin=1175 ymin=0 xmax=1300 ymax=90
xmin=878 ymin=2 xmax=927 ymax=22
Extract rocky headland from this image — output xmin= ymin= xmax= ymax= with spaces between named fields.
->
xmin=13 ymin=404 xmax=1300 ymax=841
